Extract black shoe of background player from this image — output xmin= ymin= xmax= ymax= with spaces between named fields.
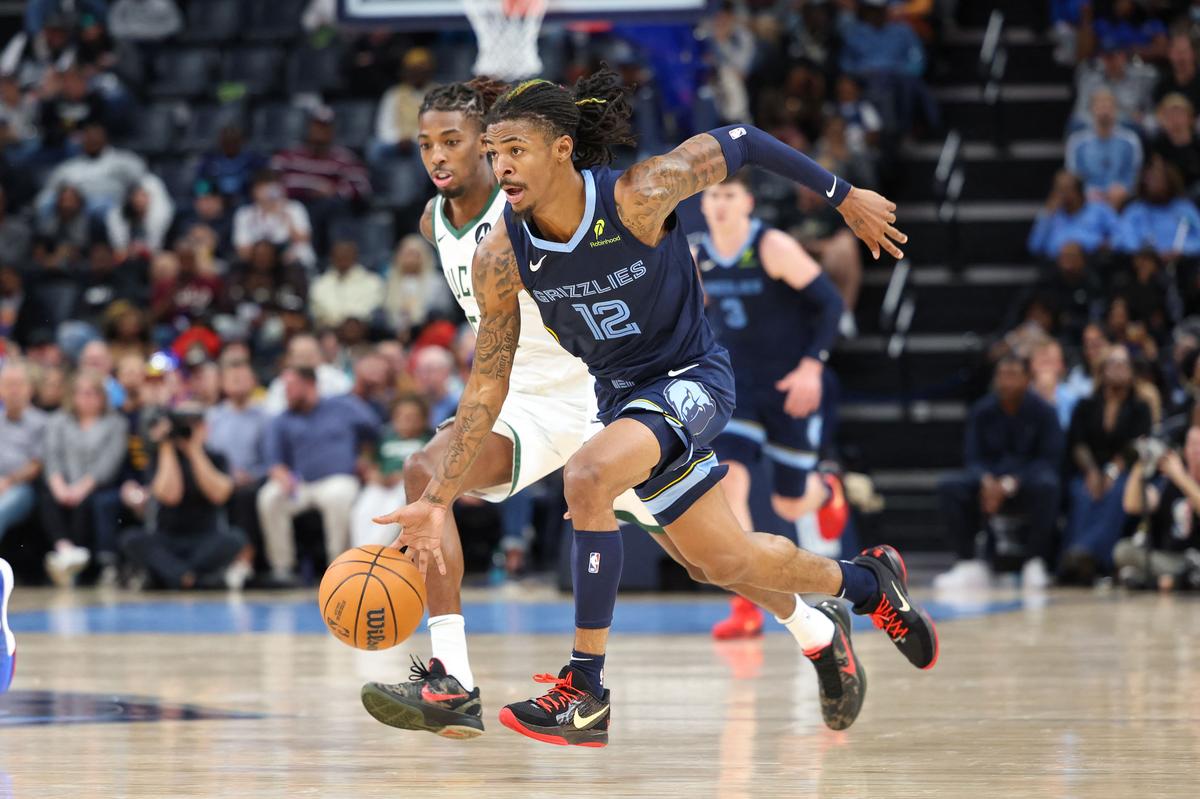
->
xmin=361 ymin=656 xmax=484 ymax=740
xmin=498 ymin=665 xmax=610 ymax=747
xmin=852 ymin=545 xmax=940 ymax=670
xmin=804 ymin=598 xmax=867 ymax=731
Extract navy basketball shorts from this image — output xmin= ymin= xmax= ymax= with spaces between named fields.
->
xmin=600 ymin=353 xmax=736 ymax=526
xmin=713 ymin=375 xmax=820 ymax=499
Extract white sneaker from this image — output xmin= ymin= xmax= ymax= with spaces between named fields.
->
xmin=1021 ymin=557 xmax=1051 ymax=590
xmin=224 ymin=560 xmax=253 ymax=591
xmin=45 ymin=546 xmax=91 ymax=588
xmin=932 ymin=559 xmax=990 ymax=592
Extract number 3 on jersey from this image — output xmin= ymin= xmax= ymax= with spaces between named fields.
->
xmin=572 ymin=300 xmax=641 ymax=341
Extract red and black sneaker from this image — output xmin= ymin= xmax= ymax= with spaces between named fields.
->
xmin=804 ymin=598 xmax=867 ymax=731
xmin=712 ymin=595 xmax=764 ymax=640
xmin=360 ymin=657 xmax=484 ymax=739
xmin=852 ymin=545 xmax=940 ymax=671
xmin=498 ymin=666 xmax=610 ymax=747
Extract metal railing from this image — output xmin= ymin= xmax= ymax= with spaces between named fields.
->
xmin=980 ymin=9 xmax=1008 ymax=150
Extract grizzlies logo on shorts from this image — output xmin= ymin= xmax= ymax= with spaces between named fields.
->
xmin=664 ymin=379 xmax=718 ymax=437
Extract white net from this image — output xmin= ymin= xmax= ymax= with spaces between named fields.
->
xmin=463 ymin=0 xmax=546 ymax=81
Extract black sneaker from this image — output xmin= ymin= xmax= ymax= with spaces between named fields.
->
xmin=852 ymin=545 xmax=940 ymax=670
xmin=361 ymin=657 xmax=484 ymax=740
xmin=804 ymin=599 xmax=866 ymax=731
xmin=498 ymin=666 xmax=610 ymax=747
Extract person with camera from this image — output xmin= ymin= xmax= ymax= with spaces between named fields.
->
xmin=120 ymin=403 xmax=245 ymax=590
xmin=1119 ymin=427 xmax=1200 ymax=590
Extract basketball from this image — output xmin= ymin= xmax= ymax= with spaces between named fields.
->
xmin=318 ymin=545 xmax=427 ymax=651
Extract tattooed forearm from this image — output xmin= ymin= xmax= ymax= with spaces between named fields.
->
xmin=422 ymin=225 xmax=521 ymax=506
xmin=616 ymin=133 xmax=729 ymax=244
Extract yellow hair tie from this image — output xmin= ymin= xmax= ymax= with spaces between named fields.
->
xmin=575 ymin=97 xmax=607 ymax=105
xmin=505 ymin=78 xmax=552 ymax=101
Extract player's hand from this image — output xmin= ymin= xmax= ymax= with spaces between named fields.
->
xmin=837 ymin=187 xmax=907 ymax=261
xmin=777 ymin=359 xmax=823 ymax=418
xmin=374 ymin=497 xmax=448 ymax=577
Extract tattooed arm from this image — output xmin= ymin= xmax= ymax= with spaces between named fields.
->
xmin=372 ymin=223 xmax=521 ymax=575
xmin=616 ymin=125 xmax=907 ymax=260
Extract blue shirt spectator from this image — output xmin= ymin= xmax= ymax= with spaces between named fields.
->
xmin=838 ymin=2 xmax=925 ymax=77
xmin=1028 ymin=172 xmax=1119 ymax=258
xmin=1112 ymin=156 xmax=1200 ymax=256
xmin=1066 ymin=89 xmax=1142 ymax=200
xmin=263 ymin=373 xmax=379 ymax=482
xmin=195 ymin=126 xmax=267 ymax=201
xmin=206 ymin=398 xmax=269 ymax=481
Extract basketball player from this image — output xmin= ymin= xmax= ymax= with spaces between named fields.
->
xmin=364 ymin=80 xmax=866 ymax=739
xmin=1 ymin=557 xmax=14 ymax=693
xmin=384 ymin=68 xmax=938 ymax=747
xmin=697 ymin=172 xmax=850 ymax=640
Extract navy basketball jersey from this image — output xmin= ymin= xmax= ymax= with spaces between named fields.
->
xmin=696 ymin=218 xmax=809 ymax=375
xmin=505 ymin=167 xmax=722 ymax=411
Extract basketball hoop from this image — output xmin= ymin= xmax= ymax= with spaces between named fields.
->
xmin=463 ymin=0 xmax=546 ymax=81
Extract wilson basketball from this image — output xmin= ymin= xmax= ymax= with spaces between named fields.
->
xmin=318 ymin=545 xmax=427 ymax=651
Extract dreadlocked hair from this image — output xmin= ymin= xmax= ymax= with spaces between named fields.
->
xmin=485 ymin=64 xmax=635 ymax=169
xmin=419 ymin=76 xmax=510 ymax=129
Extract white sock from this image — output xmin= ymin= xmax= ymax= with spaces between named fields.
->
xmin=775 ymin=594 xmax=835 ymax=652
xmin=427 ymin=614 xmax=475 ymax=691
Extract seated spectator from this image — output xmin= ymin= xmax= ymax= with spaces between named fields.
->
xmin=72 ymin=241 xmax=148 ymax=332
xmin=372 ymin=48 xmax=435 ymax=162
xmin=349 ymin=350 xmax=393 ymax=418
xmin=1027 ymin=170 xmax=1119 ymax=259
xmin=32 ymin=362 xmax=67 ymax=412
xmin=838 ymin=0 xmax=939 ymax=134
xmin=1066 ymin=88 xmax=1143 ymax=206
xmin=1086 ymin=0 xmax=1168 ymax=62
xmin=0 ymin=266 xmax=37 ymax=343
xmin=350 ymin=395 xmax=430 ymax=547
xmin=105 ymin=302 xmax=151 ymax=362
xmin=1031 ymin=337 xmax=1083 ymax=429
xmin=41 ymin=370 xmax=129 ymax=587
xmin=107 ymin=0 xmax=182 ymax=42
xmin=0 ymin=185 xmax=33 ymax=268
xmin=35 ymin=65 xmax=104 ymax=159
xmin=36 ymin=120 xmax=147 ymax=216
xmin=1071 ymin=36 xmax=1157 ymax=129
xmin=383 ymin=234 xmax=453 ymax=340
xmin=195 ymin=125 xmax=267 ymax=203
xmin=104 ymin=178 xmax=173 ymax=262
xmin=935 ymin=356 xmax=1063 ymax=591
xmin=149 ymin=246 xmax=224 ymax=330
xmin=33 ymin=184 xmax=104 ymax=274
xmin=1040 ymin=242 xmax=1103 ymax=343
xmin=310 ymin=240 xmax=384 ymax=329
xmin=170 ymin=187 xmax=234 ymax=260
xmin=0 ymin=361 xmax=46 ymax=546
xmin=233 ymin=171 xmax=315 ymax=269
xmin=271 ymin=107 xmax=371 ymax=249
xmin=206 ymin=350 xmax=268 ymax=584
xmin=122 ymin=404 xmax=245 ymax=590
xmin=1113 ymin=248 xmax=1170 ymax=340
xmin=1112 ymin=156 xmax=1200 ymax=257
xmin=831 ymin=74 xmax=882 ymax=155
xmin=1148 ymin=93 xmax=1200 ymax=197
xmin=1067 ymin=321 xmax=1113 ymax=398
xmin=1154 ymin=32 xmax=1200 ymax=109
xmin=411 ymin=345 xmax=461 ymax=427
xmin=263 ymin=333 xmax=352 ymax=414
xmin=1119 ymin=428 xmax=1200 ymax=589
xmin=0 ymin=75 xmax=39 ymax=164
xmin=1 ymin=12 xmax=77 ymax=89
xmin=257 ymin=366 xmax=379 ymax=584
xmin=701 ymin=2 xmax=755 ymax=123
xmin=1063 ymin=344 xmax=1152 ymax=582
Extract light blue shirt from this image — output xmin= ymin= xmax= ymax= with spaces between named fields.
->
xmin=838 ymin=17 xmax=925 ymax=76
xmin=1066 ymin=127 xmax=1144 ymax=193
xmin=206 ymin=401 xmax=270 ymax=479
xmin=1112 ymin=199 xmax=1200 ymax=256
xmin=1027 ymin=201 xmax=1119 ymax=258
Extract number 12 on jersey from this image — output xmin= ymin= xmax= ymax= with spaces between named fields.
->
xmin=572 ymin=300 xmax=642 ymax=341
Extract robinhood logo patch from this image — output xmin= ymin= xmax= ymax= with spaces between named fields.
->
xmin=590 ymin=217 xmax=621 ymax=248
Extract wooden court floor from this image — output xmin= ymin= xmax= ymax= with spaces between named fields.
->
xmin=1 ymin=587 xmax=1197 ymax=798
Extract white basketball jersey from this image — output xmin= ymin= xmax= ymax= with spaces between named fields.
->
xmin=432 ymin=188 xmax=593 ymax=398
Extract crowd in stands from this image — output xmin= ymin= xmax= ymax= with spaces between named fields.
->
xmin=937 ymin=0 xmax=1200 ymax=593
xmin=0 ymin=0 xmax=938 ymax=589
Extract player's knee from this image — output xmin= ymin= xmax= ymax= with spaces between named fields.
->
xmin=562 ymin=458 xmax=616 ymax=515
xmin=402 ymin=450 xmax=434 ymax=499
xmin=693 ymin=550 xmax=749 ymax=588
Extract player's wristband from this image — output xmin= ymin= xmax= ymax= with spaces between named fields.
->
xmin=708 ymin=124 xmax=853 ymax=206
xmin=798 ymin=272 xmax=844 ymax=363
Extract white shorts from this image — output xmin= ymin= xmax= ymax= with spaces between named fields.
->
xmin=462 ymin=388 xmax=661 ymax=532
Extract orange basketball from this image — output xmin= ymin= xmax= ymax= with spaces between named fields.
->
xmin=318 ymin=545 xmax=426 ymax=651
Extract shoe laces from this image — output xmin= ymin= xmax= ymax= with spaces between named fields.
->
xmin=869 ymin=596 xmax=910 ymax=640
xmin=407 ymin=655 xmax=435 ymax=682
xmin=531 ymin=672 xmax=585 ymax=713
